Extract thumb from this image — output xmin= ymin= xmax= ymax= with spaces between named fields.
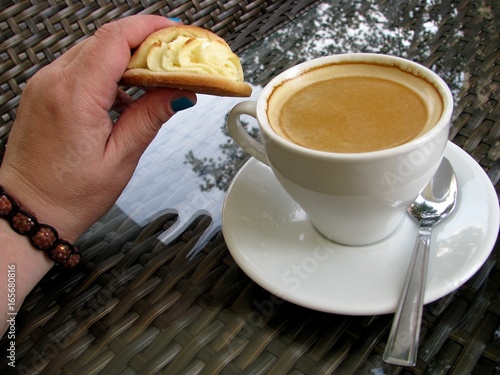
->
xmin=107 ymin=88 xmax=196 ymax=162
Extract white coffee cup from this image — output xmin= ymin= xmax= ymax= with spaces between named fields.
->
xmin=227 ymin=53 xmax=453 ymax=245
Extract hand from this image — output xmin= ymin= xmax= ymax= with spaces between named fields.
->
xmin=0 ymin=15 xmax=196 ymax=242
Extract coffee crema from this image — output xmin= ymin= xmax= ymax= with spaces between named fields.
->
xmin=267 ymin=62 xmax=443 ymax=153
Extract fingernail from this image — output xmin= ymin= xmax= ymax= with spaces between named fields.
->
xmin=168 ymin=17 xmax=182 ymax=23
xmin=171 ymin=97 xmax=194 ymax=112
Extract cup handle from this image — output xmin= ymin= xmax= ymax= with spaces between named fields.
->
xmin=227 ymin=101 xmax=269 ymax=165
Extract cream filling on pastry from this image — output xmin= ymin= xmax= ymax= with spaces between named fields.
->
xmin=144 ymin=36 xmax=244 ymax=81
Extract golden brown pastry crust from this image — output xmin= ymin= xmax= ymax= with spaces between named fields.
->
xmin=121 ymin=25 xmax=252 ymax=97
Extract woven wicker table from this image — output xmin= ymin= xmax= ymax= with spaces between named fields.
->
xmin=1 ymin=1 xmax=499 ymax=374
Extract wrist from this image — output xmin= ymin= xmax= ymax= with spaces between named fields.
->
xmin=0 ymin=219 xmax=54 ymax=272
xmin=0 ymin=172 xmax=81 ymax=243
xmin=0 ymin=219 xmax=54 ymax=335
xmin=0 ymin=185 xmax=81 ymax=269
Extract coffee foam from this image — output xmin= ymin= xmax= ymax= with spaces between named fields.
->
xmin=267 ymin=62 xmax=443 ymax=152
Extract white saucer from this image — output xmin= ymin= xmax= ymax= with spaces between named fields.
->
xmin=222 ymin=142 xmax=499 ymax=315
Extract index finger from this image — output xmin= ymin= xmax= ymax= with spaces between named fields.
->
xmin=65 ymin=15 xmax=177 ymax=86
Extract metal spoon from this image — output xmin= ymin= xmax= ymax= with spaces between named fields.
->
xmin=383 ymin=157 xmax=458 ymax=366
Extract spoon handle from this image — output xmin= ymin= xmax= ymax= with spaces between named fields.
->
xmin=383 ymin=225 xmax=431 ymax=366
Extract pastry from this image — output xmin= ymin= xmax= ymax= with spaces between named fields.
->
xmin=121 ymin=25 xmax=252 ymax=97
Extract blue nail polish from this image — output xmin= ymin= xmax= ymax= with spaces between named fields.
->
xmin=171 ymin=97 xmax=194 ymax=112
xmin=168 ymin=17 xmax=182 ymax=23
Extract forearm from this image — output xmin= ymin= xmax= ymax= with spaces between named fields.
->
xmin=0 ymin=176 xmax=80 ymax=337
xmin=0 ymin=219 xmax=53 ymax=336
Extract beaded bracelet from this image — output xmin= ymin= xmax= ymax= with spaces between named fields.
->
xmin=0 ymin=186 xmax=80 ymax=269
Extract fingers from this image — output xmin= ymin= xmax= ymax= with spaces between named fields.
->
xmin=32 ymin=15 xmax=197 ymax=170
xmin=65 ymin=15 xmax=176 ymax=86
xmin=107 ymin=89 xmax=196 ymax=163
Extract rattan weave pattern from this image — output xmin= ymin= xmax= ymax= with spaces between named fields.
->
xmin=0 ymin=0 xmax=499 ymax=374
xmin=3 ymin=208 xmax=499 ymax=375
